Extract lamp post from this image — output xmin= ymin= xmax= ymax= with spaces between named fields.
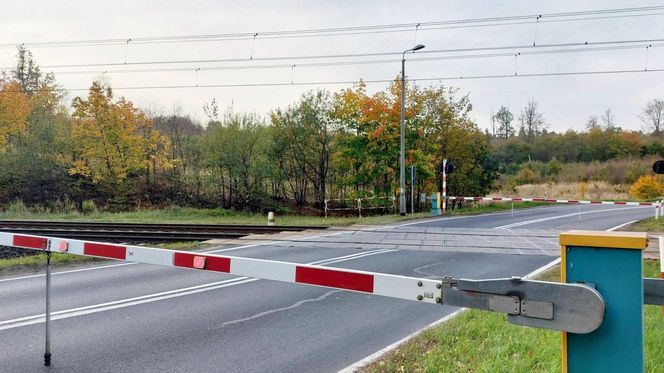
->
xmin=399 ymin=44 xmax=425 ymax=215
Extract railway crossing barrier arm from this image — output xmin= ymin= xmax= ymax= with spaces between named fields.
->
xmin=1 ymin=230 xmax=663 ymax=369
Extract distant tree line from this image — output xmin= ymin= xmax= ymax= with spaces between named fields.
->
xmin=0 ymin=47 xmax=495 ymax=213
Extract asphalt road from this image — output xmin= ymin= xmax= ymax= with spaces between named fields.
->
xmin=0 ymin=204 xmax=655 ymax=372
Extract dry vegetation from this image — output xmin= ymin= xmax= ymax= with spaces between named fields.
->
xmin=493 ymin=181 xmax=631 ymax=200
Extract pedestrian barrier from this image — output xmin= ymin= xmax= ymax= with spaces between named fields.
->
xmin=1 ymin=230 xmax=662 ymax=371
xmin=445 ymin=195 xmax=663 ymax=218
xmin=324 ymin=196 xmax=396 ymax=218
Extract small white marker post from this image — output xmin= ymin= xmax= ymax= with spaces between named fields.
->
xmin=267 ymin=212 xmax=275 ymax=226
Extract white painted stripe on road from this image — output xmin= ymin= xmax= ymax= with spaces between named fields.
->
xmin=0 ymin=247 xmax=395 ymax=331
xmin=0 ymin=262 xmax=137 ymax=283
xmin=606 ymin=220 xmax=638 ymax=231
xmin=494 ymin=206 xmax=646 ymax=229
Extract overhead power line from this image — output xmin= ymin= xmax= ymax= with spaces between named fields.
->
xmin=2 ymin=68 xmax=663 ymax=94
xmin=0 ymin=6 xmax=663 ymax=49
xmin=8 ymin=37 xmax=660 ymax=71
xmin=41 ymin=43 xmax=663 ymax=76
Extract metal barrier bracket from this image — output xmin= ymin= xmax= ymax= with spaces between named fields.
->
xmin=441 ymin=276 xmax=605 ymax=334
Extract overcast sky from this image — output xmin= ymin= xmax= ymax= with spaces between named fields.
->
xmin=1 ymin=0 xmax=663 ymax=132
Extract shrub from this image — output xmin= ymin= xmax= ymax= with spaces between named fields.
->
xmin=629 ymin=175 xmax=664 ymax=200
xmin=8 ymin=200 xmax=29 ymax=214
xmin=81 ymin=200 xmax=97 ymax=214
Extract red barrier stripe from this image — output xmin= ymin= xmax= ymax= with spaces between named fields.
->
xmin=545 ymin=199 xmax=558 ymax=203
xmin=295 ymin=267 xmax=374 ymax=293
xmin=614 ymin=201 xmax=626 ymax=205
xmin=84 ymin=242 xmax=126 ymax=260
xmin=533 ymin=198 xmax=545 ymax=202
xmin=13 ymin=235 xmax=48 ymax=250
xmin=173 ymin=253 xmax=230 ymax=272
xmin=639 ymin=202 xmax=653 ymax=206
xmin=491 ymin=197 xmax=502 ymax=201
xmin=567 ymin=200 xmax=579 ymax=204
xmin=590 ymin=201 xmax=602 ymax=204
xmin=512 ymin=198 xmax=523 ymax=201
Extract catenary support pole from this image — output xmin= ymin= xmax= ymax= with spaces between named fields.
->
xmin=410 ymin=165 xmax=415 ymax=214
xmin=442 ymin=159 xmax=447 ymax=215
xmin=44 ymin=251 xmax=52 ymax=366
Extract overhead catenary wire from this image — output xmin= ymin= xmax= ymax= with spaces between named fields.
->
xmin=1 ymin=5 xmax=663 ymax=49
xmin=31 ymin=43 xmax=664 ymax=76
xmin=2 ymin=68 xmax=664 ymax=94
xmin=5 ymin=37 xmax=663 ymax=71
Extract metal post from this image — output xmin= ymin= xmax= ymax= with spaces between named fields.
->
xmin=399 ymin=56 xmax=406 ymax=216
xmin=44 ymin=251 xmax=52 ymax=366
xmin=410 ymin=165 xmax=415 ymax=214
xmin=357 ymin=198 xmax=362 ymax=218
xmin=442 ymin=159 xmax=447 ymax=215
xmin=656 ymin=203 xmax=659 ymax=220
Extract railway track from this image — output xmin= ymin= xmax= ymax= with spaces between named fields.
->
xmin=0 ymin=221 xmax=327 ymax=243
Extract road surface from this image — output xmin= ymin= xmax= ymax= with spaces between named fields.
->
xmin=0 ymin=204 xmax=654 ymax=372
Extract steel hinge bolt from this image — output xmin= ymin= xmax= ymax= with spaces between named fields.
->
xmin=417 ymin=281 xmax=423 ymax=287
xmin=417 ymin=295 xmax=423 ymax=301
xmin=435 ymin=297 xmax=442 ymax=304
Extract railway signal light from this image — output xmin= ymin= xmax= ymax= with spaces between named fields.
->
xmin=653 ymin=160 xmax=664 ymax=174
xmin=445 ymin=162 xmax=455 ymax=174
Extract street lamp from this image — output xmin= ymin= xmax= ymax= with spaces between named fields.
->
xmin=399 ymin=44 xmax=425 ymax=215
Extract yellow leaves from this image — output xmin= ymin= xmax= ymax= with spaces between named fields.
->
xmin=629 ymin=175 xmax=663 ymax=200
xmin=69 ymin=81 xmax=171 ymax=184
xmin=0 ymin=81 xmax=32 ymax=151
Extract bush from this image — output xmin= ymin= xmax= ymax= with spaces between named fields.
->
xmin=629 ymin=175 xmax=664 ymax=200
xmin=7 ymin=200 xmax=29 ymax=214
xmin=81 ymin=200 xmax=97 ymax=214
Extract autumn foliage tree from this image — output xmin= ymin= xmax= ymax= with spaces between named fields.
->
xmin=70 ymin=82 xmax=171 ymax=205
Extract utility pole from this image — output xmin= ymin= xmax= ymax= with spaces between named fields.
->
xmin=399 ymin=44 xmax=425 ymax=215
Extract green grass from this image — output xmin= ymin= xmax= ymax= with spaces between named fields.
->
xmin=363 ymin=260 xmax=663 ymax=373
xmin=0 ymin=252 xmax=99 ymax=272
xmin=0 ymin=202 xmax=549 ymax=227
xmin=628 ymin=216 xmax=664 ymax=233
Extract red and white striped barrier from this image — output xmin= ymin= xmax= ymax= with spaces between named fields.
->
xmin=446 ymin=196 xmax=662 ymax=207
xmin=1 ymin=232 xmax=441 ymax=304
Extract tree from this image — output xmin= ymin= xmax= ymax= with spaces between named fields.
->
xmin=640 ymin=99 xmax=664 ymax=137
xmin=494 ymin=106 xmax=514 ymax=139
xmin=518 ymin=100 xmax=546 ymax=143
xmin=585 ymin=115 xmax=601 ymax=131
xmin=70 ymin=82 xmax=171 ymax=189
xmin=601 ymin=108 xmax=616 ymax=130
xmin=271 ymin=90 xmax=336 ymax=207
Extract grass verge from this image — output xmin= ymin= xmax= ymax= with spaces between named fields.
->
xmin=0 ymin=202 xmax=550 ymax=227
xmin=627 ymin=217 xmax=664 ymax=233
xmin=361 ymin=260 xmax=663 ymax=373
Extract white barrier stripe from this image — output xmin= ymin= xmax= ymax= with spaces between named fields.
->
xmin=445 ymin=196 xmax=659 ymax=207
xmin=1 ymin=232 xmax=440 ymax=305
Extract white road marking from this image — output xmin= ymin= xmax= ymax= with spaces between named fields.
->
xmin=0 ymin=246 xmax=394 ymax=331
xmin=606 ymin=220 xmax=638 ymax=231
xmin=0 ymin=262 xmax=136 ymax=283
xmin=494 ymin=206 xmax=646 ymax=229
